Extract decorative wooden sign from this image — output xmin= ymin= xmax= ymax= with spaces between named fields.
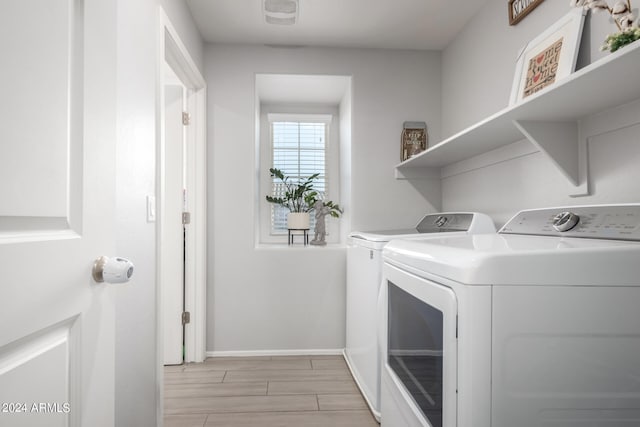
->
xmin=509 ymin=0 xmax=545 ymax=26
xmin=401 ymin=122 xmax=428 ymax=162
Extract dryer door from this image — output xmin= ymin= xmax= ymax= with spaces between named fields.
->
xmin=382 ymin=263 xmax=458 ymax=427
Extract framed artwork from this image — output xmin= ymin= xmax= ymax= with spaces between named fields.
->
xmin=509 ymin=0 xmax=545 ymax=26
xmin=401 ymin=122 xmax=428 ymax=162
xmin=509 ymin=8 xmax=586 ymax=105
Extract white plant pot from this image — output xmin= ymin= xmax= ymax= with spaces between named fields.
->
xmin=287 ymin=212 xmax=310 ymax=230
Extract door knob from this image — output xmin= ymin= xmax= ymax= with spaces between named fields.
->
xmin=92 ymin=256 xmax=134 ymax=283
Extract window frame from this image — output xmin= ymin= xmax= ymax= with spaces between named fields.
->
xmin=258 ymin=108 xmax=340 ymax=245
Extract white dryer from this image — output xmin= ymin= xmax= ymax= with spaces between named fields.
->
xmin=345 ymin=213 xmax=495 ymax=420
xmin=380 ymin=204 xmax=640 ymax=427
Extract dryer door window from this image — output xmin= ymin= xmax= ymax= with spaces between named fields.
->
xmin=388 ymin=282 xmax=445 ymax=427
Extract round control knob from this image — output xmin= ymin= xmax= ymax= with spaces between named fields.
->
xmin=552 ymin=211 xmax=580 ymax=232
xmin=434 ymin=216 xmax=448 ymax=228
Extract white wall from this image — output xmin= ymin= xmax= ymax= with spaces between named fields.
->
xmin=440 ymin=0 xmax=640 ymax=226
xmin=115 ymin=1 xmax=203 ymax=426
xmin=206 ymin=45 xmax=442 ymax=352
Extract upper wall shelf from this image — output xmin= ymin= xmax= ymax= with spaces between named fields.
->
xmin=395 ymin=40 xmax=640 ymax=195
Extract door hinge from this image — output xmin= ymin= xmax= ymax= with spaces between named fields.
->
xmin=182 ymin=212 xmax=191 ymax=225
xmin=182 ymin=311 xmax=191 ymax=325
xmin=182 ymin=111 xmax=191 ymax=126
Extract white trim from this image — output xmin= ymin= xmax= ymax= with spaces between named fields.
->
xmin=267 ymin=113 xmax=333 ymax=123
xmin=206 ymin=349 xmax=344 ymax=358
xmin=157 ymin=7 xmax=207 ymax=426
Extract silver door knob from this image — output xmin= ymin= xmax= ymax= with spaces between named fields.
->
xmin=92 ymin=256 xmax=135 ymax=283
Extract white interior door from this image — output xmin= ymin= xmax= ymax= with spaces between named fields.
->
xmin=0 ymin=1 xmax=118 ymax=426
xmin=162 ymin=75 xmax=187 ymax=365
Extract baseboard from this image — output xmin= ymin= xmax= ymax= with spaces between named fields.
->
xmin=206 ymin=349 xmax=344 ymax=358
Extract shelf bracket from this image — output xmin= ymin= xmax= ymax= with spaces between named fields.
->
xmin=513 ymin=120 xmax=589 ymax=197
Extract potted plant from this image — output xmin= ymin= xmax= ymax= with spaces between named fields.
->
xmin=571 ymin=0 xmax=640 ymax=52
xmin=265 ymin=168 xmax=342 ymax=231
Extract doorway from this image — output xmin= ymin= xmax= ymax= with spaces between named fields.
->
xmin=162 ymin=69 xmax=188 ymax=365
xmin=158 ymin=8 xmax=207 ymax=371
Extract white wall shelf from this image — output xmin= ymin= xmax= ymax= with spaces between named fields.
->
xmin=395 ymin=40 xmax=640 ymax=196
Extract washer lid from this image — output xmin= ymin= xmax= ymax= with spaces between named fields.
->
xmin=349 ymin=229 xmax=424 ymax=242
xmin=349 ymin=228 xmax=430 ymax=246
xmin=383 ymin=233 xmax=640 ymax=286
xmin=348 ymin=229 xmax=424 ymax=250
xmin=349 ymin=212 xmax=496 ymax=243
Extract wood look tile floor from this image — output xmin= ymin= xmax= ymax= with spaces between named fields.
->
xmin=164 ymin=355 xmax=379 ymax=427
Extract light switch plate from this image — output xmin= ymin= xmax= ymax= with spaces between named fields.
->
xmin=147 ymin=195 xmax=156 ymax=222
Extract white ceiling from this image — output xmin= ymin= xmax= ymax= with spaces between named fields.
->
xmin=186 ymin=0 xmax=488 ymax=50
xmin=256 ymin=74 xmax=350 ymax=104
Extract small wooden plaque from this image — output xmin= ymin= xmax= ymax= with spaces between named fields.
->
xmin=401 ymin=124 xmax=428 ymax=162
xmin=509 ymin=0 xmax=545 ymax=26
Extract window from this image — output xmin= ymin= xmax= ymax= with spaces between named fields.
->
xmin=259 ymin=111 xmax=339 ymax=244
xmin=271 ymin=119 xmax=327 ymax=232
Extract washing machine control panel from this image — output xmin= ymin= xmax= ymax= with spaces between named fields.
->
xmin=551 ymin=211 xmax=580 ymax=232
xmin=501 ymin=205 xmax=640 ymax=241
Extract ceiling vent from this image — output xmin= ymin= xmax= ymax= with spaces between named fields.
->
xmin=263 ymin=0 xmax=299 ymax=25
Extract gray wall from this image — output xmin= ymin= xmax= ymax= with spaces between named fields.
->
xmin=440 ymin=0 xmax=639 ymax=226
xmin=115 ymin=1 xmax=203 ymax=425
xmin=205 ymin=45 xmax=442 ymax=353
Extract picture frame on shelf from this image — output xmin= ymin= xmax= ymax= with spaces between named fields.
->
xmin=509 ymin=8 xmax=586 ymax=105
xmin=401 ymin=121 xmax=428 ymax=162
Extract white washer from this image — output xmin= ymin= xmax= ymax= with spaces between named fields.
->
xmin=380 ymin=204 xmax=640 ymax=427
xmin=345 ymin=213 xmax=495 ymax=421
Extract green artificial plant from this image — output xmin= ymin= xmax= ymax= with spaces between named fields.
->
xmin=265 ymin=168 xmax=343 ymax=217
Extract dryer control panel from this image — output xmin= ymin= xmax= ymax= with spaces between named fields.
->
xmin=500 ymin=205 xmax=640 ymax=241
xmin=416 ymin=213 xmax=474 ymax=233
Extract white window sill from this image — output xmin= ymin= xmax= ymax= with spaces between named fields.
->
xmin=255 ymin=242 xmax=347 ymax=251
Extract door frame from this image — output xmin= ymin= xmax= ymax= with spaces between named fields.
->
xmin=156 ymin=4 xmax=207 ymax=417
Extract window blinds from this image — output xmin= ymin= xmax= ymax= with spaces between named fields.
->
xmin=271 ymin=121 xmax=327 ymax=232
